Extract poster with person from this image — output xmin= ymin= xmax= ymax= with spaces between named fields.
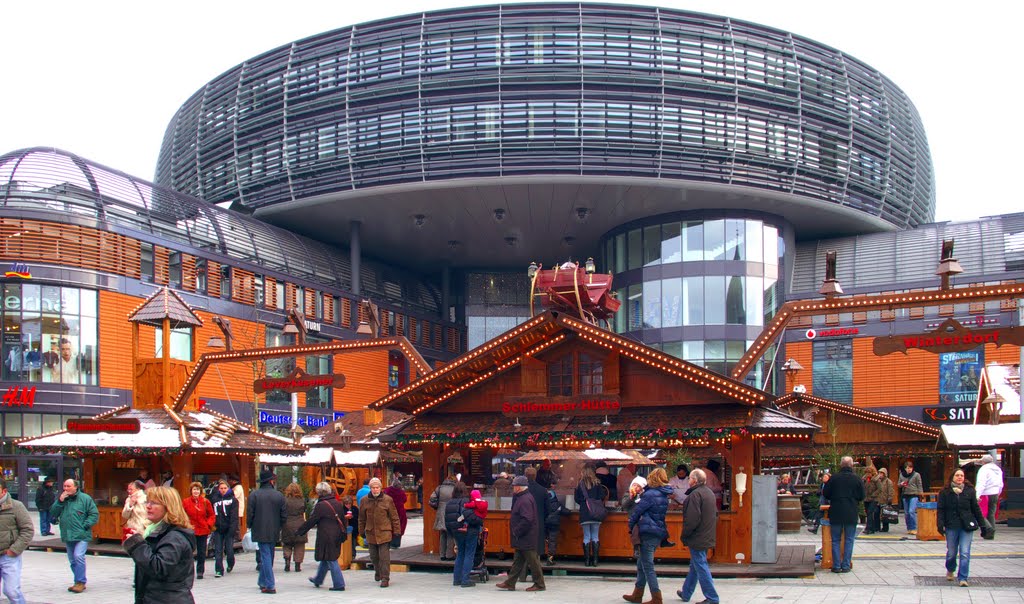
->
xmin=938 ymin=349 xmax=983 ymax=405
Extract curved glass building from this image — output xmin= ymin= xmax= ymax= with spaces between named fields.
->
xmin=153 ymin=3 xmax=936 ymax=384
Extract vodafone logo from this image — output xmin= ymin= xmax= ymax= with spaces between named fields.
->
xmin=806 ymin=329 xmax=816 ymax=339
xmin=806 ymin=327 xmax=859 ymax=339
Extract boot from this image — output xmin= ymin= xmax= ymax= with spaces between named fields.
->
xmin=592 ymin=541 xmax=600 ymax=567
xmin=641 ymin=590 xmax=662 ymax=604
xmin=623 ymin=586 xmax=644 ymax=603
xmin=295 ymin=562 xmax=301 ymax=573
xmin=284 ymin=556 xmax=291 ymax=572
xmin=583 ymin=542 xmax=592 ymax=567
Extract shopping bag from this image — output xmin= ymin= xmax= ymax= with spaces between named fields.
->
xmin=881 ymin=505 xmax=899 ymax=525
xmin=241 ymin=529 xmax=259 ymax=552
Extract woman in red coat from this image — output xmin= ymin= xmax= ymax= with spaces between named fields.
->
xmin=384 ymin=478 xmax=408 ymax=548
xmin=182 ymin=481 xmax=215 ymax=579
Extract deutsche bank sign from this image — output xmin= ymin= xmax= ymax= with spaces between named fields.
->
xmin=258 ymin=411 xmax=331 ymax=428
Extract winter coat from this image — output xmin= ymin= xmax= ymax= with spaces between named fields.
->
xmin=509 ymin=490 xmax=539 ymax=551
xmin=359 ymin=491 xmax=401 ymax=545
xmin=574 ymin=481 xmax=609 ymax=523
xmin=123 ymin=490 xmax=150 ymax=533
xmin=34 ymin=484 xmax=56 ymax=511
xmin=124 ymin=522 xmax=196 ymax=604
xmin=937 ymin=484 xmax=985 ymax=533
xmin=975 ymin=462 xmax=1004 ymax=498
xmin=246 ymin=484 xmax=286 ymax=543
xmin=297 ymin=496 xmax=346 ymax=561
xmin=629 ymin=485 xmax=672 ymax=539
xmin=50 ymin=490 xmax=99 ymax=543
xmin=182 ymin=496 xmax=214 ymax=537
xmin=598 ymin=471 xmax=618 ymax=501
xmin=279 ymin=497 xmax=308 ymax=545
xmin=864 ymin=474 xmax=879 ymax=503
xmin=0 ymin=495 xmax=34 ymax=555
xmin=429 ymin=479 xmax=456 ymax=531
xmin=898 ymin=469 xmax=923 ymax=496
xmin=209 ymin=491 xmax=238 ymax=535
xmin=680 ymin=484 xmax=717 ymax=551
xmin=384 ymin=484 xmax=408 ymax=535
xmin=444 ymin=496 xmax=469 ymax=533
xmin=821 ymin=467 xmax=865 ymax=526
xmin=873 ymin=475 xmax=894 ymax=505
xmin=492 ymin=477 xmax=512 ymax=496
xmin=544 ymin=490 xmax=563 ymax=533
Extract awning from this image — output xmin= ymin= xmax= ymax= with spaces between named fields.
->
xmin=260 ymin=447 xmax=334 ymax=466
xmin=940 ymin=423 xmax=1024 ymax=449
xmin=334 ymin=450 xmax=385 ymax=466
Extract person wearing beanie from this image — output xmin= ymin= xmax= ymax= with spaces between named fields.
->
xmin=875 ymin=468 xmax=894 ymax=533
xmin=975 ymin=453 xmax=1003 ymax=539
xmin=248 ymin=468 xmax=286 ymax=594
xmin=359 ymin=477 xmax=401 ymax=588
xmin=496 ymin=476 xmax=545 ymax=592
xmin=620 ymin=475 xmax=649 ymax=559
xmin=465 ymin=489 xmax=489 ymax=520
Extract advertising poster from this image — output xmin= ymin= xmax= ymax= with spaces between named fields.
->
xmin=938 ymin=348 xmax=984 ymax=405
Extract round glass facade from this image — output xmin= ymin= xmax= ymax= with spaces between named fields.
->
xmin=603 ymin=216 xmax=785 ymax=379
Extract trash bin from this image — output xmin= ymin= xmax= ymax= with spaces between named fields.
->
xmin=915 ymin=500 xmax=942 ymax=541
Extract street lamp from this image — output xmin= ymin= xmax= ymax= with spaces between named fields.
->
xmin=782 ymin=358 xmax=804 ymax=392
xmin=585 ymin=257 xmax=596 ymax=274
xmin=527 ymin=262 xmax=539 ymax=279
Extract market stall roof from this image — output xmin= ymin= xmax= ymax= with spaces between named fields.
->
xmin=776 ymin=392 xmax=941 ymax=438
xmin=16 ymin=405 xmax=304 ymax=455
xmin=371 ymin=311 xmax=769 ymax=415
xmin=127 ymin=287 xmax=203 ymax=329
xmin=517 ymin=448 xmax=656 ymax=465
xmin=260 ymin=447 xmax=335 ymax=466
xmin=301 ymin=409 xmax=411 ymax=447
xmin=975 ymin=363 xmax=1021 ymax=420
xmin=940 ymin=423 xmax=1024 ymax=449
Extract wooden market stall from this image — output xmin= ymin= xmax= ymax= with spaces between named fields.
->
xmin=369 ymin=310 xmax=820 ymax=564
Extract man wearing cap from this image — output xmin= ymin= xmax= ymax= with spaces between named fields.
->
xmin=496 ymin=476 xmax=545 ymax=592
xmin=34 ymin=478 xmax=56 ymax=536
xmin=975 ymin=453 xmax=1004 ymax=539
xmin=248 ymin=468 xmax=286 ymax=594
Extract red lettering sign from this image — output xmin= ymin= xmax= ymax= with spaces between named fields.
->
xmin=253 ymin=367 xmax=346 ymax=394
xmin=501 ymin=395 xmax=622 ymax=417
xmin=2 ymin=386 xmax=35 ymax=408
xmin=67 ymin=418 xmax=141 ymax=434
xmin=874 ymin=318 xmax=1024 ymax=356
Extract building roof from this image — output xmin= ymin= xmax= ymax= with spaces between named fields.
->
xmin=16 ymin=406 xmax=304 ymax=455
xmin=127 ymin=287 xmax=203 ymax=329
xmin=776 ymin=392 xmax=941 ymax=438
xmin=976 ymin=363 xmax=1021 ymax=419
xmin=301 ymin=408 xmax=411 ymax=446
xmin=940 ymin=423 xmax=1024 ymax=449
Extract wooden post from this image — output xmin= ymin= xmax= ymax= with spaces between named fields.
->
xmin=162 ymin=317 xmax=172 ymax=407
xmin=820 ymin=505 xmax=832 ymax=569
xmin=171 ymin=453 xmax=193 ymax=498
xmin=82 ymin=457 xmax=96 ymax=494
xmin=718 ymin=433 xmax=755 ymax=563
xmin=420 ymin=443 xmax=443 ymax=554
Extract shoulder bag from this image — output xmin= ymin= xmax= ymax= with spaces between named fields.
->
xmin=581 ymin=485 xmax=608 ymax=521
xmin=321 ymin=500 xmax=348 ymax=543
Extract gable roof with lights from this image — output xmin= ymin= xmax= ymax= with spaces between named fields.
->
xmin=371 ymin=311 xmax=769 ymax=416
xmin=127 ymin=287 xmax=204 ymax=329
xmin=776 ymin=392 xmax=941 ymax=438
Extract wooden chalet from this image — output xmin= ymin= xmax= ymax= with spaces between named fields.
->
xmin=370 ymin=311 xmax=818 ymax=564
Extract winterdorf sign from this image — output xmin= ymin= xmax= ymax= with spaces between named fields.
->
xmin=873 ymin=318 xmax=1024 ymax=356
xmin=253 ymin=367 xmax=346 ymax=394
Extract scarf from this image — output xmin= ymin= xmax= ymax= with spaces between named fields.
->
xmin=143 ymin=520 xmax=164 ymax=539
xmin=951 ymin=482 xmax=963 ymax=495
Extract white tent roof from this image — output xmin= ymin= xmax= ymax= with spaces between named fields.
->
xmin=941 ymin=423 xmax=1024 ymax=448
xmin=333 ymin=450 xmax=382 ymax=466
xmin=260 ymin=447 xmax=333 ymax=466
xmin=584 ymin=449 xmax=631 ymax=460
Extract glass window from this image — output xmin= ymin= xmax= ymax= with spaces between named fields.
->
xmin=813 ymin=339 xmax=853 ymax=403
xmin=254 ymin=275 xmax=265 ymax=307
xmin=682 ymin=277 xmax=704 ymax=326
xmin=683 ymin=340 xmax=704 ymax=363
xmin=745 ymin=221 xmax=764 ymax=263
xmin=661 ymin=222 xmax=681 ymax=264
xmin=725 ymin=275 xmax=746 ymax=325
xmin=155 ymin=327 xmax=192 ymax=361
xmin=662 ymin=341 xmax=683 ymax=359
xmin=626 ymin=229 xmax=643 ymax=270
xmin=315 ymin=291 xmax=324 ymax=319
xmin=42 ymin=414 xmax=61 ymax=434
xmin=547 ymin=355 xmax=573 ymax=396
xmin=276 ymin=282 xmax=285 ymax=310
xmin=614 ymin=233 xmax=626 ymax=273
xmin=725 ymin=219 xmax=746 ymax=261
xmin=168 ymin=252 xmax=182 ymax=286
xmin=264 ymin=327 xmax=296 ymax=405
xmin=746 ymin=276 xmax=764 ymax=326
xmin=682 ymin=221 xmax=704 ymax=261
xmin=295 ymin=287 xmax=305 ymax=312
xmin=305 ymin=350 xmax=332 ymax=408
xmin=195 ymin=258 xmax=208 ymax=293
xmin=643 ymin=225 xmax=661 ymax=266
xmin=220 ymin=265 xmax=231 ymax=299
xmin=726 ymin=340 xmax=746 ymax=362
xmin=627 ymin=284 xmax=643 ymax=330
xmin=141 ymin=243 xmax=154 ymax=282
xmin=704 ymin=276 xmax=725 ymax=324
xmin=643 ymin=281 xmax=661 ymax=328
xmin=704 ymin=220 xmax=726 ymax=261
xmin=661 ymin=278 xmax=681 ymax=328
xmin=578 ymin=352 xmax=603 ymax=395
xmin=613 ymin=287 xmax=626 ymax=333
xmin=764 ymin=225 xmax=779 ymax=265
xmin=705 ymin=340 xmax=726 ymax=360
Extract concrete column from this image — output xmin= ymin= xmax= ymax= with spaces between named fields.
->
xmin=440 ymin=265 xmax=450 ymax=350
xmin=350 ymin=221 xmax=362 ymax=296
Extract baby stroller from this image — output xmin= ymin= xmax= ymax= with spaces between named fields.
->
xmin=467 ymin=527 xmax=489 ymax=582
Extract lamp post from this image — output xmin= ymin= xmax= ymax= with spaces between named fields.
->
xmin=782 ymin=358 xmax=804 ymax=393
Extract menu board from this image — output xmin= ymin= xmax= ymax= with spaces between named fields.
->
xmin=468 ymin=448 xmax=493 ymax=484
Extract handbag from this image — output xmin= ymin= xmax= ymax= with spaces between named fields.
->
xmin=881 ymin=504 xmax=899 ymax=525
xmin=586 ymin=496 xmax=608 ymax=521
xmin=321 ymin=501 xmax=348 ymax=543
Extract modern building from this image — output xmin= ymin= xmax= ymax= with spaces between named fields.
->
xmin=0 ymin=3 xmax=1020 ymax=500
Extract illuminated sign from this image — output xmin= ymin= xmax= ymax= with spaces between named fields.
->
xmin=67 ymin=418 xmax=141 ymax=434
xmin=304 ymin=319 xmax=321 ymax=332
xmin=4 ymin=262 xmax=32 ymax=279
xmin=501 ymin=395 xmax=621 ymax=417
xmin=805 ymin=327 xmax=859 ymax=339
xmin=2 ymin=386 xmax=35 ymax=408
xmin=258 ymin=411 xmax=331 ymax=428
xmin=873 ymin=318 xmax=1024 ymax=356
xmin=921 ymin=405 xmax=975 ymax=425
xmin=253 ymin=367 xmax=346 ymax=394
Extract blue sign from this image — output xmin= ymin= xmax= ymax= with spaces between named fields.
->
xmin=938 ymin=349 xmax=983 ymax=405
xmin=333 ymin=411 xmax=346 ymax=421
xmin=258 ymin=411 xmax=331 ymax=428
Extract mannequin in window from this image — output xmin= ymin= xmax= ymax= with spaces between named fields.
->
xmin=43 ymin=338 xmax=80 ymax=384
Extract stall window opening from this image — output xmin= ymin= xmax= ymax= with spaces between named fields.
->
xmin=547 ymin=351 xmax=604 ymax=396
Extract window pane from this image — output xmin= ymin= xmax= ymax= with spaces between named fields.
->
xmin=661 ymin=278 xmax=681 ymax=328
xmin=704 ymin=220 xmax=726 ymax=261
xmin=705 ymin=340 xmax=725 ymax=360
xmin=813 ymin=339 xmax=853 ymax=403
xmin=745 ymin=220 xmax=763 ymax=263
xmin=614 ymin=233 xmax=626 ymax=273
xmin=725 ymin=219 xmax=745 ymax=261
xmin=643 ymin=225 xmax=661 ymax=266
xmin=661 ymin=222 xmax=681 ymax=264
xmin=764 ymin=225 xmax=779 ymax=265
xmin=627 ymin=229 xmax=643 ymax=270
xmin=704 ymin=276 xmax=725 ymax=324
xmin=725 ymin=274 xmax=746 ymax=324
xmin=746 ymin=276 xmax=763 ymax=326
xmin=682 ymin=221 xmax=704 ymax=261
xmin=683 ymin=340 xmax=704 ymax=363
xmin=80 ymin=289 xmax=97 ymax=317
xmin=627 ymin=284 xmax=643 ymax=330
xmin=682 ymin=277 xmax=703 ymax=325
xmin=643 ymin=281 xmax=661 ymax=328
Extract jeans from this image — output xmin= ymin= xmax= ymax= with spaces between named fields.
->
xmin=679 ymin=548 xmax=718 ymax=603
xmin=830 ymin=523 xmax=857 ymax=571
xmin=866 ymin=501 xmax=880 ymax=532
xmin=38 ymin=509 xmax=52 ymax=535
xmin=453 ymin=530 xmax=479 ymax=585
xmin=213 ymin=530 xmax=234 ymax=573
xmin=0 ymin=554 xmax=26 ymax=604
xmin=581 ymin=522 xmax=601 ymax=544
xmin=311 ymin=559 xmax=345 ymax=589
xmin=634 ymin=534 xmax=660 ymax=593
xmin=903 ymin=496 xmax=919 ymax=531
xmin=66 ymin=540 xmax=88 ymax=584
xmin=194 ymin=534 xmax=208 ymax=576
xmin=256 ymin=542 xmax=276 ymax=589
xmin=945 ymin=529 xmax=974 ymax=581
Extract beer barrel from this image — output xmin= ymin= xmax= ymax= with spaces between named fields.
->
xmin=778 ymin=494 xmax=802 ymax=533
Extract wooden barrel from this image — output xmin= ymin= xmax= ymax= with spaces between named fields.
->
xmin=778 ymin=494 xmax=802 ymax=533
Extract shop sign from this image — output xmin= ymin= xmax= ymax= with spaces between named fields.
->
xmin=921 ymin=405 xmax=975 ymax=425
xmin=2 ymin=386 xmax=35 ymax=407
xmin=304 ymin=319 xmax=321 ymax=333
xmin=873 ymin=318 xmax=1024 ymax=356
xmin=501 ymin=394 xmax=621 ymax=417
xmin=4 ymin=262 xmax=32 ymax=279
xmin=258 ymin=411 xmax=331 ymax=428
xmin=67 ymin=418 xmax=141 ymax=434
xmin=253 ymin=366 xmax=346 ymax=394
xmin=805 ymin=327 xmax=859 ymax=339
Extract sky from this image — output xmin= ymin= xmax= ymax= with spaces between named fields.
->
xmin=1 ymin=1 xmax=1020 ymax=224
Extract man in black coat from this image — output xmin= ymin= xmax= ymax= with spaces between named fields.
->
xmin=496 ymin=476 xmax=545 ymax=592
xmin=34 ymin=478 xmax=56 ymax=536
xmin=248 ymin=469 xmax=287 ymax=594
xmin=821 ymin=456 xmax=865 ymax=573
xmin=519 ymin=467 xmax=549 ymax=581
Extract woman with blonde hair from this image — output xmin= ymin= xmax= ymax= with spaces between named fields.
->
xmin=280 ymin=482 xmax=308 ymax=573
xmin=623 ymin=468 xmax=673 ymax=604
xmin=123 ymin=486 xmax=196 ymax=603
xmin=574 ymin=464 xmax=610 ymax=567
xmin=182 ymin=481 xmax=215 ymax=579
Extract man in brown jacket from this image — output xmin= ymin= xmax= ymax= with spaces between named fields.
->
xmin=358 ymin=477 xmax=401 ymax=588
xmin=677 ymin=469 xmax=719 ymax=604
xmin=0 ymin=478 xmax=35 ymax=604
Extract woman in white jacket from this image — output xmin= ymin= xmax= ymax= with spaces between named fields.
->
xmin=122 ymin=480 xmax=150 ymax=532
xmin=975 ymin=454 xmax=1003 ymax=539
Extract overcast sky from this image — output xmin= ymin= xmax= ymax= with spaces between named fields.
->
xmin=2 ymin=1 xmax=1019 ymax=224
